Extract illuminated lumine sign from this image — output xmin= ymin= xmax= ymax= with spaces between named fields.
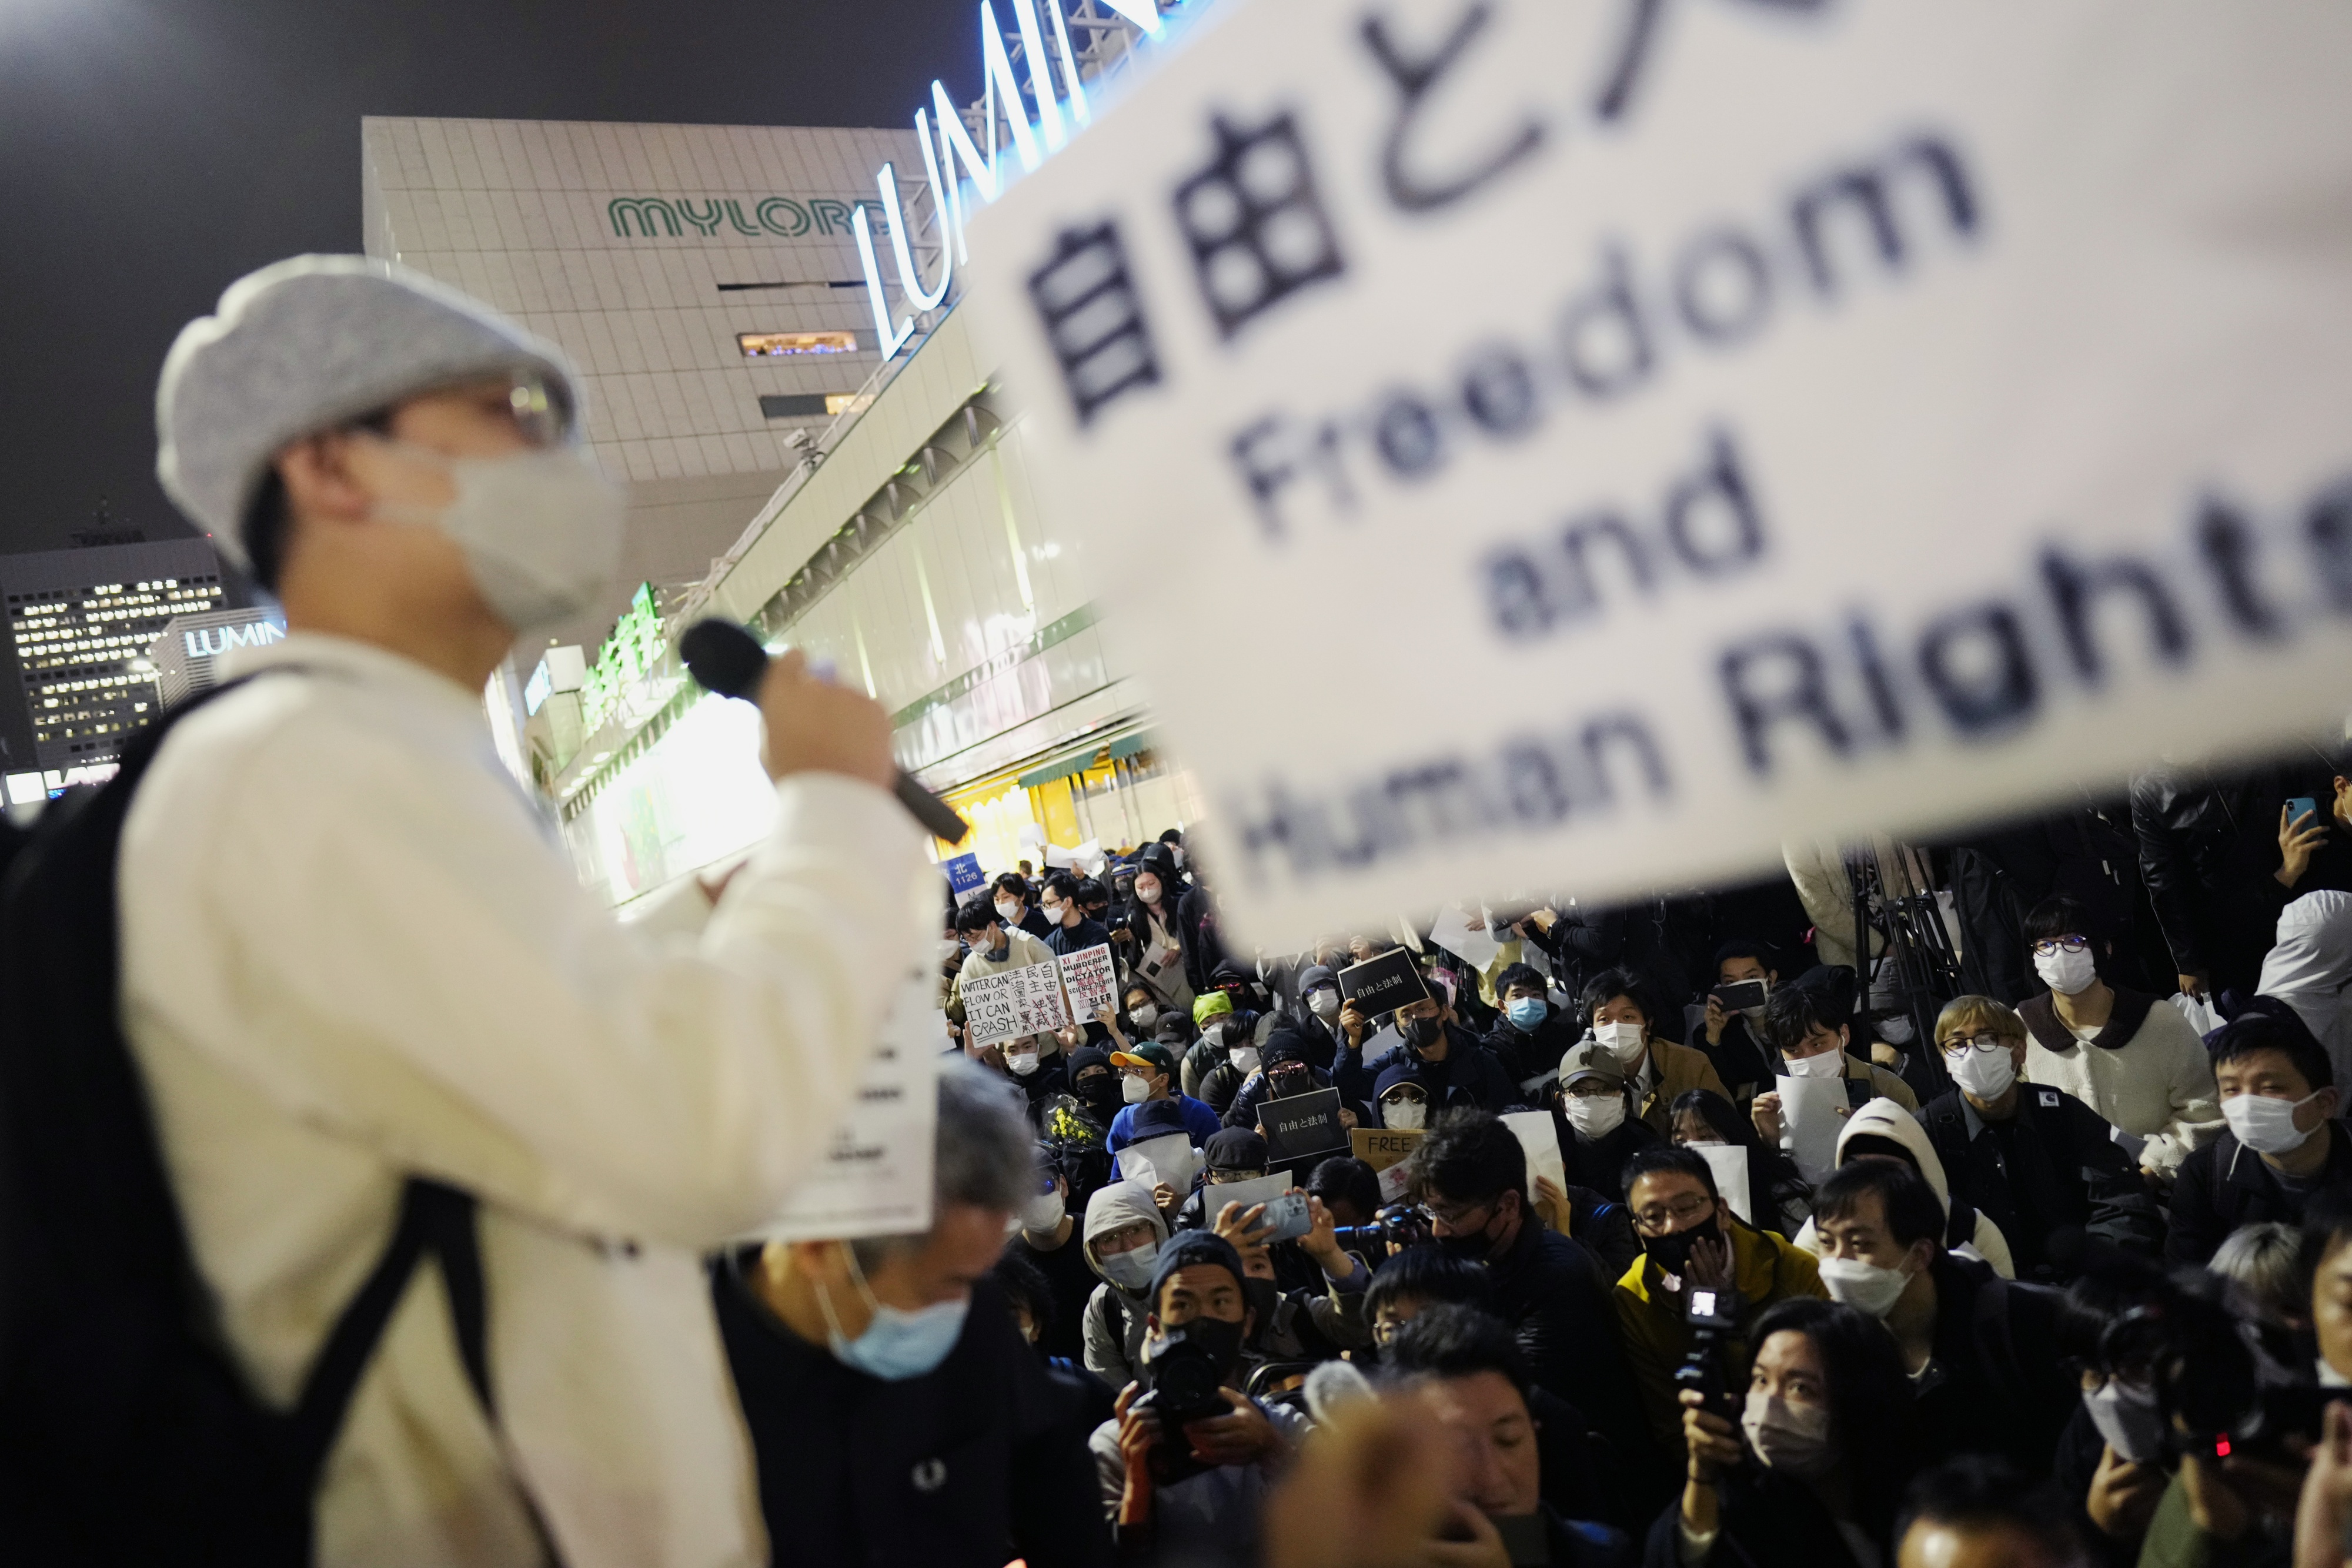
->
xmin=580 ymin=582 xmax=664 ymax=735
xmin=855 ymin=0 xmax=1169 ymax=360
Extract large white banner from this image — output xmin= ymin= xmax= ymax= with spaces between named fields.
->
xmin=964 ymin=0 xmax=2352 ymax=944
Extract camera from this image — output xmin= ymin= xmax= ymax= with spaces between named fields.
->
xmin=1331 ymin=1202 xmax=1435 ymax=1255
xmin=1673 ymin=1284 xmax=1743 ymax=1427
xmin=1134 ymin=1323 xmax=1236 ymax=1486
xmin=2104 ymin=1276 xmax=2323 ymax=1462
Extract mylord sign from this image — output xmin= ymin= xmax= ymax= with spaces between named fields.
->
xmin=850 ymin=0 xmax=1175 ymax=360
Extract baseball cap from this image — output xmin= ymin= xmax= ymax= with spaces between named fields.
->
xmin=1112 ymin=1042 xmax=1179 ymax=1080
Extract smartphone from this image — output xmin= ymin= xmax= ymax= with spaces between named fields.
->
xmin=1712 ymin=979 xmax=1768 ymax=1011
xmin=2288 ymin=797 xmax=2321 ymax=830
xmin=1259 ymin=1191 xmax=1313 ymax=1243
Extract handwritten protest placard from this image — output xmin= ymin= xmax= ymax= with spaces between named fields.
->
xmin=968 ymin=0 xmax=2352 ymax=944
xmin=1057 ymin=942 xmax=1118 ymax=1021
xmin=1352 ymin=1126 xmax=1425 ymax=1204
xmin=961 ymin=962 xmax=1071 ymax=1047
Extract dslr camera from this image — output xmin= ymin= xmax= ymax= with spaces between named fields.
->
xmin=1672 ymin=1283 xmax=1744 ymax=1428
xmin=1331 ymin=1202 xmax=1436 ymax=1255
xmin=2105 ymin=1275 xmax=2322 ymax=1462
xmin=1134 ymin=1323 xmax=1235 ymax=1486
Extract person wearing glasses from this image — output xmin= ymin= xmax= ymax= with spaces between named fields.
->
xmin=1913 ymin=997 xmax=2163 ymax=1283
xmin=100 ymin=258 xmax=928 ymax=1567
xmin=2013 ymin=896 xmax=2221 ymax=1183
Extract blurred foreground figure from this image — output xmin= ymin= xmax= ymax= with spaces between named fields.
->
xmin=0 ymin=256 xmax=924 ymax=1566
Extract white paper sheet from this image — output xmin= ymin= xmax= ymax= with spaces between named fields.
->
xmin=1197 ymin=1169 xmax=1297 ymax=1228
xmin=1117 ymin=1131 xmax=1202 ymax=1194
xmin=1696 ymin=1144 xmax=1755 ymax=1228
xmin=1777 ymin=1075 xmax=1848 ymax=1186
xmin=1502 ymin=1110 xmax=1567 ymax=1204
xmin=1431 ymin=905 xmax=1501 ymax=970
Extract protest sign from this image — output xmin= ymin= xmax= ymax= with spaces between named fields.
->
xmin=1501 ymin=1111 xmax=1566 ymax=1206
xmin=967 ymin=0 xmax=2352 ymax=944
xmin=1057 ymin=942 xmax=1118 ymax=1021
xmin=1259 ymin=1086 xmax=1347 ymax=1167
xmin=756 ymin=964 xmax=940 ymax=1242
xmin=941 ymin=852 xmax=985 ymax=897
xmin=1351 ymin=1125 xmax=1425 ymax=1174
xmin=1696 ymin=1144 xmax=1755 ymax=1229
xmin=961 ymin=961 xmax=1071 ymax=1047
xmin=1337 ymin=948 xmax=1428 ymax=1016
xmin=1118 ymin=1133 xmax=1203 ymax=1193
xmin=1776 ymin=1076 xmax=1847 ymax=1187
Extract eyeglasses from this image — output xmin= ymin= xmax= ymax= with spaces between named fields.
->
xmin=1940 ymin=1032 xmax=2010 ymax=1056
xmin=505 ymin=375 xmax=573 ymax=447
xmin=2030 ymin=935 xmax=2090 ymax=955
xmin=1418 ymin=1199 xmax=1491 ymax=1231
xmin=1633 ymin=1194 xmax=1713 ymax=1231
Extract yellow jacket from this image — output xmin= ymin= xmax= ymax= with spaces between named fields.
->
xmin=1612 ymin=1220 xmax=1826 ymax=1450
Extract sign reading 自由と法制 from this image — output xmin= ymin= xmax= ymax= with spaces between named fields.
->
xmin=964 ymin=0 xmax=2352 ymax=945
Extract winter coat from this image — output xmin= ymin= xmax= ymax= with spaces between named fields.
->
xmin=1916 ymin=1085 xmax=2164 ymax=1281
xmin=2017 ymin=987 xmax=2221 ymax=1178
xmin=2166 ymin=1120 xmax=2352 ymax=1267
xmin=2130 ymin=758 xmax=2330 ymax=996
xmin=1077 ymin=1181 xmax=1168 ymax=1388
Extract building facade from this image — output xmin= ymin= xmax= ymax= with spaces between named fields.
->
xmin=148 ymin=606 xmax=289 ymax=708
xmin=0 ymin=537 xmax=237 ymax=799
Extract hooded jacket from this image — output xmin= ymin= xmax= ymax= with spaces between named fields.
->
xmin=1078 ymin=1179 xmax=1170 ymax=1389
xmin=2259 ymin=890 xmax=2352 ymax=1088
xmin=1791 ymin=1098 xmax=2016 ymax=1279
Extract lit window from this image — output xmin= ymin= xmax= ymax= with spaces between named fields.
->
xmin=738 ymin=330 xmax=856 ymax=359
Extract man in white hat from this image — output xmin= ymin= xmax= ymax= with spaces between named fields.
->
xmin=112 ymin=256 xmax=927 ymax=1564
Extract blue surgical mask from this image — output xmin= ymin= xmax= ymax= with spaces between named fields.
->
xmin=814 ymin=1243 xmax=969 ymax=1382
xmin=1506 ymin=998 xmax=1548 ymax=1032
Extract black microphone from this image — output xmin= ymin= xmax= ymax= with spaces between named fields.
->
xmin=678 ymin=618 xmax=970 ymax=845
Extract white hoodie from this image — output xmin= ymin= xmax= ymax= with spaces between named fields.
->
xmin=1791 ymin=1096 xmax=2015 ymax=1279
xmin=2259 ymin=891 xmax=2352 ymax=1089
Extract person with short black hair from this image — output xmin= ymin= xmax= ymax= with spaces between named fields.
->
xmin=1089 ymin=1232 xmax=1309 ymax=1562
xmin=1666 ymin=1089 xmax=1812 ymax=1241
xmin=2166 ymin=1008 xmax=2352 ymax=1265
xmin=1666 ymin=1296 xmax=1923 ymax=1567
xmin=1342 ymin=981 xmax=1520 ymax=1118
xmin=1382 ymin=1305 xmax=1639 ymax=1562
xmin=1366 ymin=1248 xmax=1499 ymax=1347
xmin=1695 ymin=941 xmax=1781 ymax=1104
xmin=1810 ymin=1162 xmax=2074 ymax=1473
xmin=1611 ymin=1145 xmax=1824 ymax=1454
xmin=1484 ymin=961 xmax=1581 ymax=1090
xmin=1408 ymin=1110 xmax=1658 ymax=1491
xmin=2016 ymin=894 xmax=2221 ymax=1182
xmin=2047 ymin=1254 xmax=2172 ymax=1566
xmin=1895 ymin=1456 xmax=2094 ymax=1568
xmin=996 ymin=870 xmax=1054 ymax=941
xmin=951 ymin=892 xmax=1063 ymax=1073
xmin=1015 ymin=1145 xmax=1104 ymax=1363
xmin=715 ymin=1062 xmax=1110 ymax=1568
xmin=1752 ymin=972 xmax=1919 ymax=1161
xmin=1040 ymin=871 xmax=1112 ymax=961
xmin=1581 ymin=967 xmax=1729 ymax=1137
xmin=1306 ymin=1155 xmax=1382 ymax=1229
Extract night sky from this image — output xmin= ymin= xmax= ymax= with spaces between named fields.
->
xmin=0 ymin=0 xmax=978 ymax=555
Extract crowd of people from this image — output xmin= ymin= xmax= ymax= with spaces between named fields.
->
xmin=749 ymin=758 xmax=2352 ymax=1568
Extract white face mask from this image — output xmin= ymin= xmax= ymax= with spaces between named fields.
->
xmin=2082 ymin=1378 xmax=2165 ymax=1465
xmin=1130 ymin=1003 xmax=1159 ymax=1030
xmin=1308 ymin=988 xmax=1341 ymax=1022
xmin=1783 ymin=1048 xmax=1844 ymax=1079
xmin=995 ymin=899 xmax=1022 ymax=923
xmin=2035 ymin=946 xmax=2099 ymax=995
xmin=1121 ymin=1074 xmax=1152 ymax=1105
xmin=1596 ymin=1020 xmax=1646 ymax=1065
xmin=1947 ymin=1045 xmax=2017 ymax=1102
xmin=377 ymin=442 xmax=623 ymax=633
xmin=1877 ymin=1015 xmax=1915 ymax=1045
xmin=2223 ymin=1089 xmax=2324 ymax=1155
xmin=1100 ymin=1242 xmax=1158 ymax=1292
xmin=1137 ymin=881 xmax=1162 ymax=906
xmin=1229 ymin=1046 xmax=1261 ymax=1076
xmin=1005 ymin=1050 xmax=1040 ymax=1078
xmin=1020 ymin=1188 xmax=1066 ymax=1232
xmin=1382 ymin=1098 xmax=1427 ymax=1131
xmin=1818 ymin=1254 xmax=1913 ymax=1318
xmin=1564 ymin=1094 xmax=1627 ymax=1139
xmin=1742 ymin=1392 xmax=1836 ymax=1479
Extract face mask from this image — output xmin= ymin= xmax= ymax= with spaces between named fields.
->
xmin=1383 ymin=1098 xmax=1427 ymax=1131
xmin=937 ymin=938 xmax=961 ymax=962
xmin=1078 ymin=1076 xmax=1119 ymax=1111
xmin=1122 ymin=1074 xmax=1152 ymax=1105
xmin=1783 ymin=1048 xmax=1843 ymax=1079
xmin=1230 ymin=1046 xmax=1261 ymax=1076
xmin=1100 ymin=1241 xmax=1160 ymax=1292
xmin=1439 ymin=1215 xmax=1497 ymax=1261
xmin=1308 ymin=988 xmax=1342 ymax=1022
xmin=1401 ymin=1015 xmax=1442 ymax=1051
xmin=2035 ymin=946 xmax=2099 ymax=995
xmin=2223 ymin=1089 xmax=2323 ymax=1155
xmin=815 ymin=1246 xmax=970 ymax=1382
xmin=1041 ymin=901 xmax=1068 ymax=925
xmin=2083 ymin=1378 xmax=2166 ymax=1465
xmin=1137 ymin=882 xmax=1162 ymax=905
xmin=995 ymin=900 xmax=1021 ymax=923
xmin=1877 ymin=1015 xmax=1915 ymax=1045
xmin=1170 ymin=845 xmax=1187 ymax=869
xmin=1948 ymin=1045 xmax=2017 ymax=1101
xmin=1642 ymin=1218 xmax=1716 ymax=1279
xmin=1131 ymin=1004 xmax=1159 ymax=1030
xmin=1742 ymin=1392 xmax=1836 ymax=1480
xmin=1020 ymin=1188 xmax=1067 ymax=1232
xmin=1818 ymin=1255 xmax=1913 ymax=1319
xmin=1005 ymin=1050 xmax=1040 ymax=1078
xmin=377 ymin=443 xmax=623 ymax=633
xmin=1596 ymin=1021 xmax=1646 ymax=1065
xmin=1506 ymin=998 xmax=1548 ymax=1032
xmin=1565 ymin=1094 xmax=1627 ymax=1139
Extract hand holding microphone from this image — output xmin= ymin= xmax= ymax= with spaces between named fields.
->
xmin=679 ymin=619 xmax=970 ymax=844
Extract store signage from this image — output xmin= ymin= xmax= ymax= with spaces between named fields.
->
xmin=853 ymin=0 xmax=1175 ymax=360
xmin=607 ymin=195 xmax=866 ymax=240
xmin=965 ymin=0 xmax=2352 ymax=944
xmin=580 ymin=583 xmax=662 ymax=736
xmin=182 ymin=618 xmax=284 ymax=658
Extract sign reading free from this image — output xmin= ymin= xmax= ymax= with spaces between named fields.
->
xmin=965 ymin=0 xmax=2352 ymax=945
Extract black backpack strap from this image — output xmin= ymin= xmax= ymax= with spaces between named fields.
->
xmin=287 ymin=1179 xmax=491 ymax=1476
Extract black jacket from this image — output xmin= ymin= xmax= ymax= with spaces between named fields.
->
xmin=1341 ymin=1024 xmax=1522 ymax=1115
xmin=1222 ymin=1063 xmax=1364 ymax=1136
xmin=1917 ymin=1085 xmax=2164 ymax=1281
xmin=2130 ymin=761 xmax=2328 ymax=995
xmin=1483 ymin=1009 xmax=1582 ymax=1092
xmin=1488 ymin=1217 xmax=1664 ymax=1500
xmin=1689 ymin=1015 xmax=1773 ymax=1103
xmin=1642 ymin=1466 xmax=1880 ymax=1568
xmin=712 ymin=1266 xmax=1113 ymax=1568
xmin=1007 ymin=1056 xmax=1073 ymax=1126
xmin=1912 ymin=1254 xmax=2076 ymax=1474
xmin=2167 ymin=1121 xmax=2352 ymax=1266
xmin=1176 ymin=886 xmax=1228 ymax=996
xmin=1559 ymin=1115 xmax=1662 ymax=1205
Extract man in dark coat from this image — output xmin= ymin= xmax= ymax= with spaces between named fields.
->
xmin=1339 ymin=987 xmax=1521 ymax=1116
